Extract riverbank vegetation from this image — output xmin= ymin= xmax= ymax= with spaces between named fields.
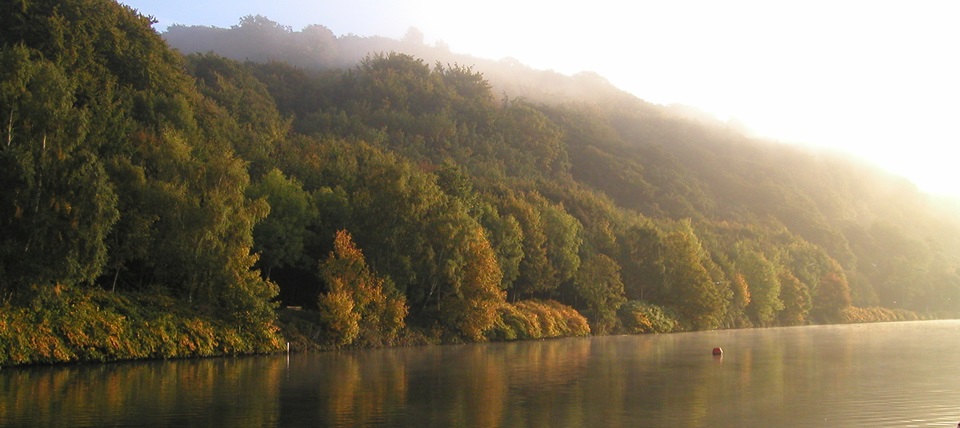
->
xmin=2 ymin=0 xmax=959 ymax=365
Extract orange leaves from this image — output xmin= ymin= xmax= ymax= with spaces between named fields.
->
xmin=439 ymin=228 xmax=505 ymax=341
xmin=487 ymin=299 xmax=590 ymax=341
xmin=317 ymin=289 xmax=360 ymax=346
xmin=318 ymin=230 xmax=408 ymax=347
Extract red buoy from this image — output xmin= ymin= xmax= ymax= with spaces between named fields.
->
xmin=712 ymin=347 xmax=723 ymax=355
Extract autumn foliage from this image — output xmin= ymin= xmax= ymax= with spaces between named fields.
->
xmin=3 ymin=0 xmax=959 ymax=365
xmin=318 ymin=230 xmax=408 ymax=346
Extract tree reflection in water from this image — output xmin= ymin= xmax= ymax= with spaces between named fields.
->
xmin=5 ymin=322 xmax=960 ymax=427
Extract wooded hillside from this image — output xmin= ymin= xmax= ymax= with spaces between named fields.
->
xmin=1 ymin=2 xmax=957 ymax=365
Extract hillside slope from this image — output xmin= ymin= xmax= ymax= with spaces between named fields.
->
xmin=162 ymin=16 xmax=960 ymax=317
xmin=1 ymin=4 xmax=958 ymax=366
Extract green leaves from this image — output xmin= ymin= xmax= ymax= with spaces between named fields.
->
xmin=0 ymin=46 xmax=118 ymax=290
xmin=735 ymin=246 xmax=784 ymax=327
xmin=661 ymin=221 xmax=729 ymax=330
xmin=573 ymin=254 xmax=626 ymax=334
xmin=248 ymin=169 xmax=317 ymax=277
xmin=7 ymin=0 xmax=959 ymax=361
xmin=187 ymin=53 xmax=287 ymax=177
xmin=0 ymin=0 xmax=283 ymax=353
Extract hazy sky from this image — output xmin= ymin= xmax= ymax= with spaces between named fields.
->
xmin=120 ymin=0 xmax=960 ymax=197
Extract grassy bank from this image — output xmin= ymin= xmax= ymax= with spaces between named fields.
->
xmin=0 ymin=286 xmax=284 ymax=366
xmin=0 ymin=285 xmax=928 ymax=368
xmin=0 ymin=286 xmax=592 ymax=366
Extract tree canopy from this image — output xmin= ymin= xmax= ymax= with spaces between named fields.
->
xmin=3 ymin=1 xmax=959 ymax=365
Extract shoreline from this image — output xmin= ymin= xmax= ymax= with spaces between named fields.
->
xmin=1 ymin=301 xmax=930 ymax=369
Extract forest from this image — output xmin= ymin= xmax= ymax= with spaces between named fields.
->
xmin=2 ymin=0 xmax=959 ymax=365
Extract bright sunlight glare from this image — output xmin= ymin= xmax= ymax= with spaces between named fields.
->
xmin=123 ymin=0 xmax=960 ymax=197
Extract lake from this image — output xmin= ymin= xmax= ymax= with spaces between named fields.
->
xmin=3 ymin=320 xmax=960 ymax=427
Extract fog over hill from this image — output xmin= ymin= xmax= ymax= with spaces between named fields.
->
xmin=163 ymin=17 xmax=639 ymax=107
xmin=125 ymin=0 xmax=960 ymax=199
xmin=3 ymin=1 xmax=960 ymax=366
xmin=159 ymin=16 xmax=960 ymax=316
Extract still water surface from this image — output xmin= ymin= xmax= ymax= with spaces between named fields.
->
xmin=3 ymin=321 xmax=960 ymax=427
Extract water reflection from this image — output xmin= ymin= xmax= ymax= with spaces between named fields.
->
xmin=4 ymin=321 xmax=960 ymax=427
xmin=1 ymin=356 xmax=283 ymax=426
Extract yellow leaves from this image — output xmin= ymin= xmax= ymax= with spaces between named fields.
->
xmin=332 ymin=229 xmax=365 ymax=265
xmin=0 ymin=286 xmax=287 ymax=366
xmin=487 ymin=300 xmax=590 ymax=341
xmin=318 ymin=289 xmax=360 ymax=346
xmin=440 ymin=228 xmax=506 ymax=341
xmin=617 ymin=301 xmax=679 ymax=334
xmin=318 ymin=230 xmax=408 ymax=347
xmin=465 ymin=229 xmax=505 ymax=294
xmin=839 ymin=306 xmax=921 ymax=323
xmin=46 ymin=196 xmax=73 ymax=215
xmin=731 ymin=273 xmax=751 ymax=308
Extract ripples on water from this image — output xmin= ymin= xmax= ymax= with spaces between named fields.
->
xmin=3 ymin=320 xmax=960 ymax=427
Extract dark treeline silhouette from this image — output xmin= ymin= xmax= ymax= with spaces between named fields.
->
xmin=1 ymin=2 xmax=958 ymax=365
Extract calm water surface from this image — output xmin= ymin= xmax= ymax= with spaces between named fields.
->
xmin=3 ymin=321 xmax=960 ymax=427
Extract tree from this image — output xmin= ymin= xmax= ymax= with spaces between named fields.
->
xmin=737 ymin=246 xmax=784 ymax=327
xmin=812 ymin=270 xmax=852 ymax=322
xmin=229 ymin=15 xmax=293 ymax=63
xmin=777 ymin=269 xmax=810 ymax=326
xmin=573 ymin=253 xmax=626 ymax=334
xmin=435 ymin=63 xmax=496 ymax=132
xmin=294 ymin=25 xmax=339 ymax=66
xmin=317 ymin=288 xmax=361 ymax=346
xmin=500 ymin=194 xmax=547 ymax=298
xmin=0 ymin=46 xmax=119 ymax=291
xmin=725 ymin=272 xmax=752 ymax=328
xmin=248 ymin=169 xmax=317 ymax=278
xmin=661 ymin=220 xmax=728 ymax=330
xmin=318 ymin=230 xmax=408 ymax=346
xmin=186 ymin=53 xmax=288 ymax=178
xmin=542 ymin=202 xmax=583 ymax=288
xmin=439 ymin=228 xmax=505 ymax=341
xmin=495 ymin=100 xmax=569 ymax=177
xmin=618 ymin=220 xmax=666 ymax=301
xmin=402 ymin=27 xmax=425 ymax=45
xmin=478 ymin=202 xmax=523 ymax=290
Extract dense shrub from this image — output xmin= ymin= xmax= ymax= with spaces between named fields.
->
xmin=0 ymin=285 xmax=284 ymax=366
xmin=486 ymin=300 xmax=590 ymax=341
xmin=839 ymin=306 xmax=922 ymax=324
xmin=618 ymin=300 xmax=680 ymax=334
